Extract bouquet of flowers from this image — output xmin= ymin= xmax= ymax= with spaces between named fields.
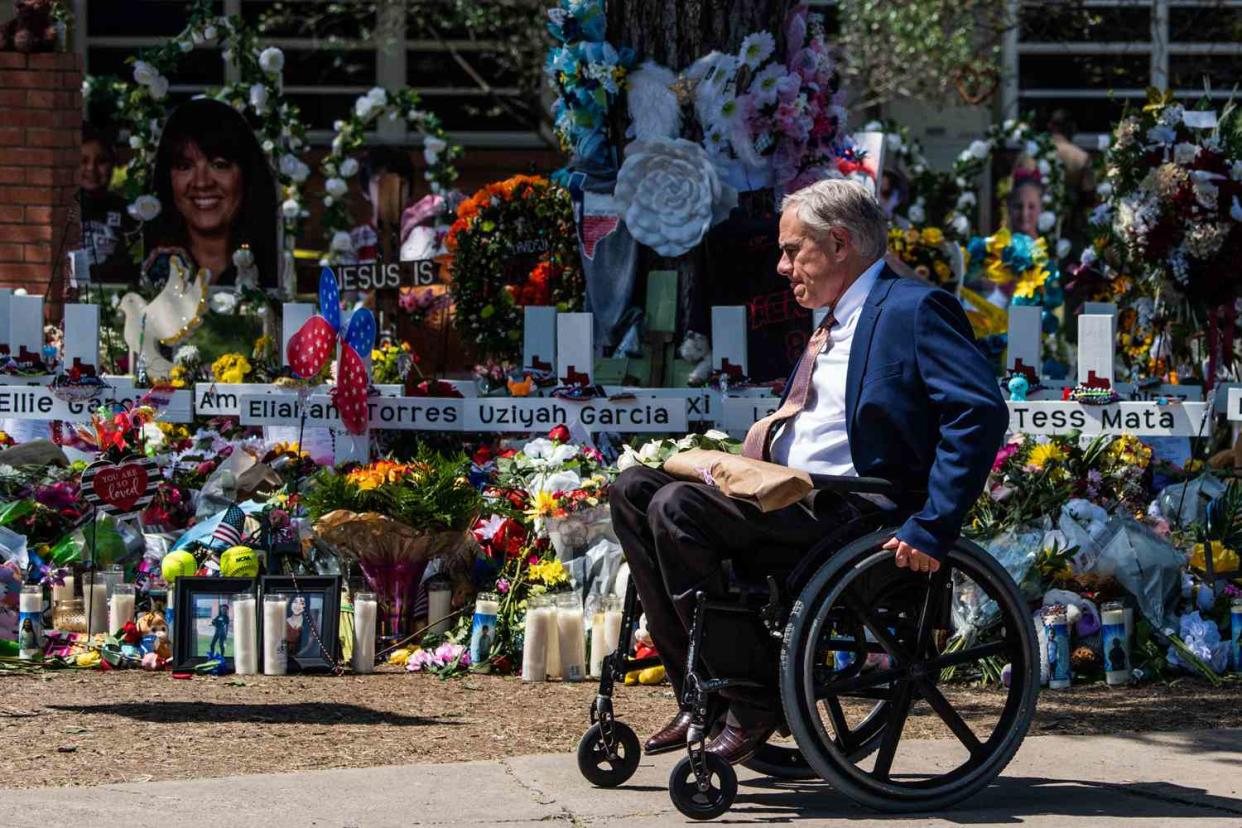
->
xmin=616 ymin=429 xmax=739 ymax=471
xmin=887 ymin=227 xmax=959 ymax=290
xmin=1091 ymin=92 xmax=1242 ymax=309
xmin=692 ymin=5 xmax=853 ymax=194
xmin=964 ymin=228 xmax=1061 ymax=307
xmin=495 ymin=425 xmax=610 ymax=504
xmin=371 ymin=342 xmax=418 ymax=386
xmin=306 ymin=449 xmax=482 ymax=637
xmin=968 ymin=434 xmax=1154 ymax=537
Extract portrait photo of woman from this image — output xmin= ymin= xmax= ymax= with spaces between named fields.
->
xmin=142 ymin=97 xmax=278 ymax=291
xmin=285 ymin=594 xmax=322 ymax=659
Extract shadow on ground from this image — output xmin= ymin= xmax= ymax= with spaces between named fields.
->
xmin=732 ymin=775 xmax=1242 ymax=823
xmin=46 ymin=701 xmax=456 ymax=727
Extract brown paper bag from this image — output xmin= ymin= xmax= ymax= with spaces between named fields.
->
xmin=663 ymin=449 xmax=813 ymax=512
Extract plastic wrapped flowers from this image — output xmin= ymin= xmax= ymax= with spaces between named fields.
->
xmin=406 ymin=642 xmax=470 ymax=672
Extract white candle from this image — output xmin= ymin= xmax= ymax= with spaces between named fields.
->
xmin=52 ymin=575 xmax=74 ymax=607
xmin=470 ymin=593 xmax=500 ymax=665
xmin=263 ymin=594 xmax=288 ymax=675
xmin=352 ymin=592 xmax=377 ymax=674
xmin=588 ymin=596 xmax=624 ymax=678
xmin=427 ymin=582 xmax=452 ymax=636
xmin=545 ymin=603 xmax=562 ymax=679
xmin=603 ymin=605 xmax=624 ymax=663
xmin=589 ymin=610 xmax=607 ymax=678
xmin=19 ymin=585 xmax=42 ymax=659
xmin=85 ymin=578 xmax=108 ymax=636
xmin=556 ymin=593 xmax=586 ymax=682
xmin=522 ymin=596 xmax=551 ymax=682
xmin=232 ymin=595 xmax=258 ymax=675
xmin=109 ymin=585 xmax=135 ymax=634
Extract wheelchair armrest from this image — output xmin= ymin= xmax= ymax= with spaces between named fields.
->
xmin=808 ymin=474 xmax=900 ymax=497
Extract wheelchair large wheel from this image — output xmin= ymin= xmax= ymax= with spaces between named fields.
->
xmin=781 ymin=530 xmax=1038 ymax=813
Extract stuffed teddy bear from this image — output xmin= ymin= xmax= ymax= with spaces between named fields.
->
xmin=136 ymin=610 xmax=171 ymax=661
xmin=0 ymin=0 xmax=58 ymax=53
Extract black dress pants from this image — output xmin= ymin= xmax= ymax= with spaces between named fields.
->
xmin=610 ymin=466 xmax=873 ymax=728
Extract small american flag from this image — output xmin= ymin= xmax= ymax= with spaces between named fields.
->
xmin=210 ymin=505 xmax=246 ymax=549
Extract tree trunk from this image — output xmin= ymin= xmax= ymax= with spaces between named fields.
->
xmin=607 ymin=0 xmax=792 ymax=69
xmin=608 ymin=0 xmax=792 ymax=344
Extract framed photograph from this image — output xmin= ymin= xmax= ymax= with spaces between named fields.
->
xmin=172 ymin=577 xmax=257 ymax=672
xmin=259 ymin=576 xmax=341 ymax=673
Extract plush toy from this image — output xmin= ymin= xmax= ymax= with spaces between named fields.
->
xmin=680 ymin=333 xmax=713 ymax=386
xmin=136 ymin=610 xmax=171 ymax=661
xmin=0 ymin=0 xmax=58 ymax=53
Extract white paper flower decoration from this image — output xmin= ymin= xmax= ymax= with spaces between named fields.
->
xmin=354 ymin=96 xmax=377 ymax=120
xmin=210 ymin=291 xmax=238 ymax=315
xmin=967 ymin=139 xmax=991 ymax=160
xmin=1037 ymin=210 xmax=1056 ymax=233
xmin=259 ymin=47 xmax=284 ymax=75
xmin=338 ymin=157 xmax=359 ymax=178
xmin=281 ymin=198 xmax=301 ymax=219
xmin=614 ymin=138 xmax=738 ymax=257
xmin=906 ymin=202 xmax=926 ymax=224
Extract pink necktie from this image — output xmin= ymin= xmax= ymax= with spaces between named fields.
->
xmin=741 ymin=313 xmax=836 ymax=461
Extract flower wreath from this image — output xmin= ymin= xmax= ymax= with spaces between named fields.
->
xmin=320 ymin=86 xmax=463 ymax=263
xmin=87 ymin=1 xmax=311 ymax=288
xmin=948 ymin=118 xmax=1069 ymax=246
xmin=447 ymin=175 xmax=583 ymax=361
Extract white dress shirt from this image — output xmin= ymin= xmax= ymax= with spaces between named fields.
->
xmin=769 ymin=258 xmax=884 ymax=476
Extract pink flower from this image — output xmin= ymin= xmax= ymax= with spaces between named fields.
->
xmin=992 ymin=443 xmax=1019 ymax=472
xmin=496 ymin=578 xmax=510 ymax=594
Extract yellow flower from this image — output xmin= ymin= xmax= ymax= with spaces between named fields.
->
xmin=905 ymin=228 xmax=920 ymax=245
xmin=211 ymin=353 xmax=252 ymax=383
xmin=527 ymin=490 xmax=559 ymax=519
xmin=920 ymin=227 xmax=945 ymax=246
xmin=529 ymin=558 xmax=568 ymax=587
xmin=169 ymin=365 xmax=189 ymax=389
xmin=1189 ymin=541 xmax=1239 ymax=574
xmin=986 ymin=257 xmax=1015 ymax=285
xmin=1026 ymin=442 xmax=1066 ymax=470
xmin=1013 ymin=267 xmax=1048 ymax=300
xmin=388 ymin=647 xmax=415 ymax=666
xmin=986 ymin=227 xmax=1011 ymax=257
xmin=933 ymin=260 xmax=951 ymax=280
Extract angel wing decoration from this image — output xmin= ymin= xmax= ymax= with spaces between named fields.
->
xmin=119 ymin=256 xmax=209 ymax=380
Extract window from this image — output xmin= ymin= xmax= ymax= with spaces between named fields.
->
xmin=1006 ymin=0 xmax=1242 ymax=141
xmin=74 ymin=0 xmax=546 ymax=148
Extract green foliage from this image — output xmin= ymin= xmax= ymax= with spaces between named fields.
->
xmin=838 ymin=0 xmax=1011 ymax=111
xmin=304 ymin=447 xmax=482 ymax=533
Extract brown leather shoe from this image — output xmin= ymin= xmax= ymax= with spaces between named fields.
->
xmin=705 ymin=722 xmax=777 ymax=765
xmin=644 ymin=710 xmax=693 ymax=755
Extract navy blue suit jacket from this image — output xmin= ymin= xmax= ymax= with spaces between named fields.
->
xmin=780 ymin=266 xmax=1008 ymax=559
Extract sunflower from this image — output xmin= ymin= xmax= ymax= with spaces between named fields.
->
xmin=920 ymin=227 xmax=945 ymax=246
xmin=1026 ymin=442 xmax=1067 ymax=470
xmin=1013 ymin=266 xmax=1049 ymax=299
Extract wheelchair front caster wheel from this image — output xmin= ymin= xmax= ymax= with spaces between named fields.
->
xmin=577 ymin=721 xmax=641 ymax=787
xmin=669 ymin=753 xmax=737 ymax=821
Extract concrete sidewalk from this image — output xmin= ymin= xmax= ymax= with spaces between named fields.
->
xmin=3 ymin=729 xmax=1241 ymax=827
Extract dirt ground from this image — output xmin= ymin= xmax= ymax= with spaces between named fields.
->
xmin=1 ymin=669 xmax=1239 ymax=789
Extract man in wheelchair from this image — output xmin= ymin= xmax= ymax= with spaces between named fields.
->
xmin=612 ymin=179 xmax=1009 ymax=768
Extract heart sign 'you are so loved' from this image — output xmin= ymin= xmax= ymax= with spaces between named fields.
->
xmin=81 ymin=456 xmax=159 ymax=517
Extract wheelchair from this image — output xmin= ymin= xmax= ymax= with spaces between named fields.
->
xmin=576 ymin=475 xmax=1039 ymax=820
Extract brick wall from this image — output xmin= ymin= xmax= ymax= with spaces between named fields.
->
xmin=0 ymin=51 xmax=81 ymax=315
